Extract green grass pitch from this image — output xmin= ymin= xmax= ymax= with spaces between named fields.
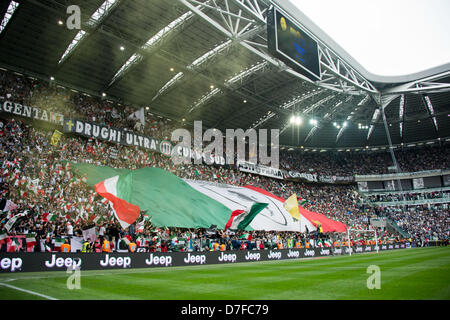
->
xmin=0 ymin=247 xmax=449 ymax=300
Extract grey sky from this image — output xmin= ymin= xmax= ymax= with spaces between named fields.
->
xmin=289 ymin=0 xmax=450 ymax=76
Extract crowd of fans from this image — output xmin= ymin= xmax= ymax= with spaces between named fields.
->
xmin=280 ymin=145 xmax=450 ymax=176
xmin=382 ymin=204 xmax=449 ymax=244
xmin=0 ymin=69 xmax=448 ymax=253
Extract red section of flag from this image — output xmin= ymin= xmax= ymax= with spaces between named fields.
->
xmin=224 ymin=209 xmax=244 ymax=231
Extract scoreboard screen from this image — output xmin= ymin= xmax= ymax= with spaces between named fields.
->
xmin=267 ymin=7 xmax=321 ymax=81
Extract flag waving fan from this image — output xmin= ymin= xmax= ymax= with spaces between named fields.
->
xmin=95 ymin=174 xmax=140 ymax=229
xmin=128 ymin=108 xmax=145 ymax=126
xmin=225 ymin=203 xmax=268 ymax=231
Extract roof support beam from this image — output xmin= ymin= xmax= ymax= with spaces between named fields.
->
xmin=178 ymin=0 xmax=378 ymax=96
xmin=382 ymin=71 xmax=450 ymax=95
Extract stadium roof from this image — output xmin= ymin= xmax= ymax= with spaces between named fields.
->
xmin=0 ymin=0 xmax=449 ymax=150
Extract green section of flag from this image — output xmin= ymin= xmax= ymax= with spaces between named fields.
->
xmin=237 ymin=203 xmax=268 ymax=230
xmin=240 ymin=233 xmax=251 ymax=240
xmin=93 ymin=216 xmax=105 ymax=224
xmin=54 ymin=238 xmax=65 ymax=246
xmin=11 ymin=238 xmax=20 ymax=247
xmin=0 ymin=230 xmax=8 ymax=241
xmin=44 ymin=213 xmax=57 ymax=222
xmin=71 ymin=164 xmax=234 ymax=229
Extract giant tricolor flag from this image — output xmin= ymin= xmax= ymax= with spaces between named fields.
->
xmin=72 ymin=163 xmax=344 ymax=232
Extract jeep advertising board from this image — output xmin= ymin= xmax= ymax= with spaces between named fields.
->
xmin=0 ymin=245 xmax=410 ymax=273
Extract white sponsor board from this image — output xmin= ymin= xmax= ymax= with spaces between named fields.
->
xmin=237 ymin=161 xmax=284 ymax=180
xmin=413 ymin=178 xmax=425 ymax=190
xmin=184 ymin=180 xmax=317 ymax=232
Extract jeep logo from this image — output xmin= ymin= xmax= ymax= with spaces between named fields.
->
xmin=183 ymin=253 xmax=206 ymax=264
xmin=245 ymin=252 xmax=261 ymax=261
xmin=345 ymin=247 xmax=353 ymax=254
xmin=145 ymin=254 xmax=172 ymax=267
xmin=355 ymin=247 xmax=363 ymax=253
xmin=333 ymin=248 xmax=342 ymax=254
xmin=45 ymin=254 xmax=82 ymax=269
xmin=0 ymin=257 xmax=22 ymax=272
xmin=388 ymin=245 xmax=393 ymax=249
xmin=287 ymin=250 xmax=300 ymax=258
xmin=381 ymin=245 xmax=387 ymax=250
xmin=99 ymin=254 xmax=131 ymax=268
xmin=267 ymin=250 xmax=282 ymax=259
xmin=218 ymin=252 xmax=237 ymax=263
xmin=320 ymin=249 xmax=330 ymax=256
xmin=365 ymin=246 xmax=372 ymax=252
xmin=395 ymin=245 xmax=399 ymax=249
xmin=304 ymin=249 xmax=315 ymax=257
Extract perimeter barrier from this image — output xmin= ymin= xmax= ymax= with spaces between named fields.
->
xmin=0 ymin=243 xmax=413 ymax=273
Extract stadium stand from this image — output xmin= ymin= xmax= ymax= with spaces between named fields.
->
xmin=0 ymin=69 xmax=449 ymax=253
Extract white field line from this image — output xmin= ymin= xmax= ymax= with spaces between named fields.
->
xmin=0 ymin=282 xmax=59 ymax=300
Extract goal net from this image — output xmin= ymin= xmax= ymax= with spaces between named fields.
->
xmin=346 ymin=228 xmax=379 ymax=255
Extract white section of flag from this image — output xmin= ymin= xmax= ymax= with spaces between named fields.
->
xmin=184 ymin=180 xmax=316 ymax=232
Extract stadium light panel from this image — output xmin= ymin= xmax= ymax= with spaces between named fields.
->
xmin=399 ymin=94 xmax=405 ymax=137
xmin=152 ymin=72 xmax=184 ymax=101
xmin=86 ymin=0 xmax=119 ymax=26
xmin=336 ymin=126 xmax=345 ymax=142
xmin=188 ymin=40 xmax=232 ymax=70
xmin=367 ymin=125 xmax=375 ymax=140
xmin=58 ymin=30 xmax=87 ymax=64
xmin=399 ymin=95 xmax=405 ymax=119
xmin=110 ymin=10 xmax=195 ymax=86
xmin=226 ymin=61 xmax=268 ymax=85
xmin=424 ymin=95 xmax=439 ymax=131
xmin=371 ymin=109 xmax=381 ymax=122
xmin=187 ymin=88 xmax=221 ymax=114
xmin=0 ymin=1 xmax=19 ymax=35
xmin=357 ymin=95 xmax=370 ymax=106
xmin=110 ymin=53 xmax=142 ymax=85
xmin=60 ymin=1 xmax=119 ymax=65
xmin=143 ymin=11 xmax=193 ymax=50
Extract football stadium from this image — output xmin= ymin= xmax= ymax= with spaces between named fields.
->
xmin=0 ymin=0 xmax=449 ymax=304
